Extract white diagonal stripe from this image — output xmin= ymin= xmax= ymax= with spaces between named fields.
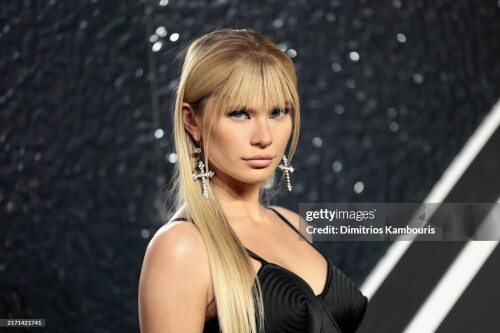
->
xmin=402 ymin=240 xmax=498 ymax=333
xmin=360 ymin=97 xmax=500 ymax=300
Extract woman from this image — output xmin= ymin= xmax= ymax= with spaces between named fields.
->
xmin=138 ymin=29 xmax=367 ymax=333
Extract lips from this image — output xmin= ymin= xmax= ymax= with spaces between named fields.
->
xmin=242 ymin=155 xmax=274 ymax=168
xmin=243 ymin=155 xmax=274 ymax=161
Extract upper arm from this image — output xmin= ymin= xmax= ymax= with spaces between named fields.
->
xmin=138 ymin=222 xmax=212 ymax=333
xmin=270 ymin=205 xmax=313 ymax=242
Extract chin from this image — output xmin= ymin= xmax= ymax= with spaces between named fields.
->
xmin=214 ymin=166 xmax=275 ymax=187
xmin=238 ymin=173 xmax=274 ymax=186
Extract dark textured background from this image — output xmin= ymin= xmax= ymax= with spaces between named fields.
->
xmin=1 ymin=0 xmax=499 ymax=332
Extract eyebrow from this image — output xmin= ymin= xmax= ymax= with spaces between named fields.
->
xmin=228 ymin=104 xmax=292 ymax=112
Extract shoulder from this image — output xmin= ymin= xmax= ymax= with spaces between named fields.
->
xmin=138 ymin=221 xmax=212 ymax=331
xmin=141 ymin=221 xmax=210 ymax=283
xmin=143 ymin=206 xmax=204 ymax=263
xmin=147 ymin=221 xmax=205 ymax=260
xmin=269 ymin=205 xmax=312 ymax=242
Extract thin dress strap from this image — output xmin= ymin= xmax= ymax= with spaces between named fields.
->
xmin=267 ymin=207 xmax=326 ymax=256
xmin=169 ymin=217 xmax=191 ymax=222
xmin=245 ymin=247 xmax=267 ymax=263
xmin=267 ymin=207 xmax=311 ymax=244
xmin=169 ymin=212 xmax=321 ymax=263
xmin=170 ymin=216 xmax=265 ymax=263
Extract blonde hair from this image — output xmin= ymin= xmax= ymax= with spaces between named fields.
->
xmin=172 ymin=29 xmax=300 ymax=333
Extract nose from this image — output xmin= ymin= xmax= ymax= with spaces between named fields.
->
xmin=250 ymin=119 xmax=273 ymax=148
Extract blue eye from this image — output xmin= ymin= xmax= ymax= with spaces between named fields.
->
xmin=270 ymin=107 xmax=290 ymax=118
xmin=228 ymin=110 xmax=250 ymax=119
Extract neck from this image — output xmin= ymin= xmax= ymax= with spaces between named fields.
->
xmin=210 ymin=177 xmax=268 ymax=223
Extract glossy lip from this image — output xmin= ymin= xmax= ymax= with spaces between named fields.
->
xmin=243 ymin=155 xmax=274 ymax=160
xmin=242 ymin=155 xmax=274 ymax=168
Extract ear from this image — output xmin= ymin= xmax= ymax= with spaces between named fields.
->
xmin=182 ymin=102 xmax=202 ymax=142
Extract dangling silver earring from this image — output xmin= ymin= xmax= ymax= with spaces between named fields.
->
xmin=278 ymin=155 xmax=294 ymax=192
xmin=192 ymin=145 xmax=214 ymax=199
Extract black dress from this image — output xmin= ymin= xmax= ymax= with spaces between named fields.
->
xmin=174 ymin=208 xmax=367 ymax=333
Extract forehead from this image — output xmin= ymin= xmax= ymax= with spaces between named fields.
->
xmin=214 ymin=78 xmax=292 ymax=111
xmin=228 ymin=85 xmax=290 ymax=108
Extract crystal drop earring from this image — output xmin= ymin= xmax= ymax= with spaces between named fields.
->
xmin=192 ymin=145 xmax=214 ymax=198
xmin=278 ymin=155 xmax=294 ymax=192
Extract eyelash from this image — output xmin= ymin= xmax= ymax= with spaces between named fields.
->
xmin=227 ymin=110 xmax=250 ymax=119
xmin=227 ymin=108 xmax=290 ymax=119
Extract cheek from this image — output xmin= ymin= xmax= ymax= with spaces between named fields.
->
xmin=275 ymin=119 xmax=293 ymax=144
xmin=212 ymin=127 xmax=244 ymax=146
xmin=207 ymin=125 xmax=247 ymax=158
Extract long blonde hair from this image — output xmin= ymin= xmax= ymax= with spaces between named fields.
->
xmin=172 ymin=29 xmax=300 ymax=333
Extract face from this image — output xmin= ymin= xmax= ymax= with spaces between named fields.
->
xmin=192 ymin=85 xmax=293 ymax=191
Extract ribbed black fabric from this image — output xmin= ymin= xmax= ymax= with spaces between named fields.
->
xmin=171 ymin=208 xmax=367 ymax=332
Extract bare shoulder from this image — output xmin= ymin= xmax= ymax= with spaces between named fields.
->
xmin=141 ymin=206 xmax=205 ymax=266
xmin=141 ymin=221 xmax=211 ymax=289
xmin=145 ymin=220 xmax=207 ymax=264
xmin=138 ymin=221 xmax=211 ymax=332
xmin=269 ymin=205 xmax=312 ymax=242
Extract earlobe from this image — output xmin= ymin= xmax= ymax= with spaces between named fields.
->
xmin=182 ymin=102 xmax=201 ymax=142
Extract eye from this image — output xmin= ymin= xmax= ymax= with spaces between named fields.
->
xmin=270 ymin=107 xmax=290 ymax=118
xmin=228 ymin=110 xmax=250 ymax=119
